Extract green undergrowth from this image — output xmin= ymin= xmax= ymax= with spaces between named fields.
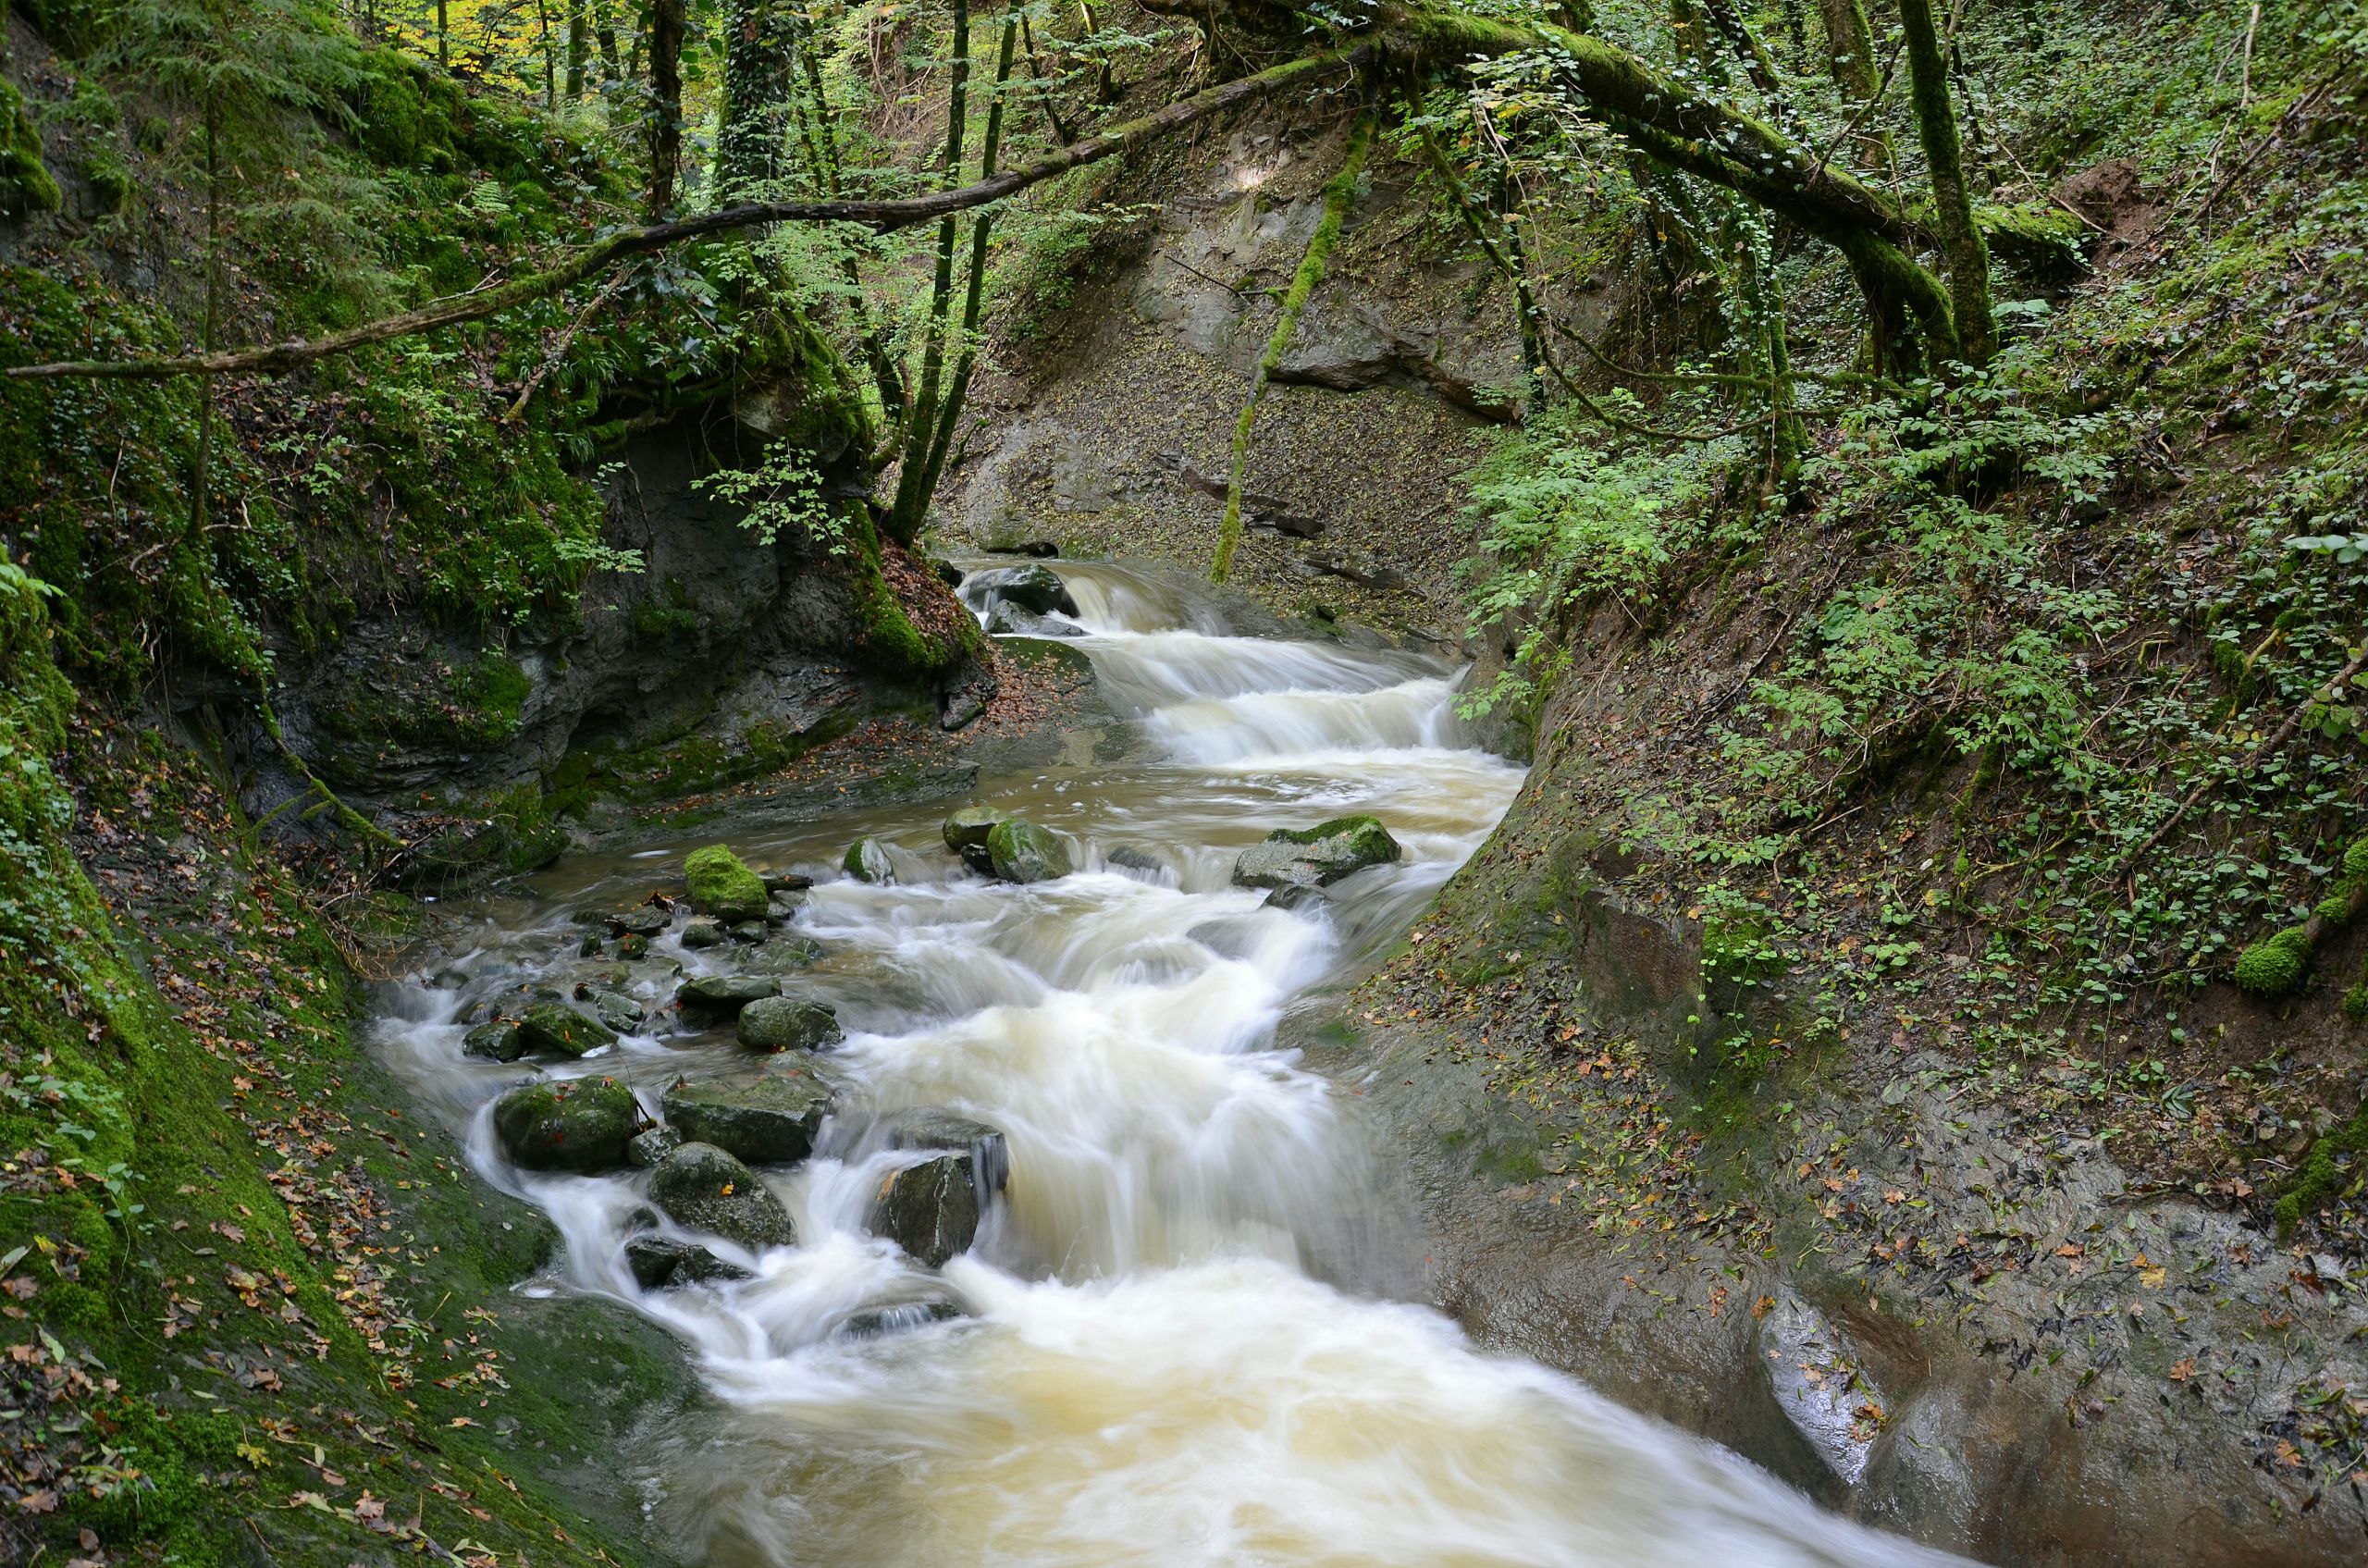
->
xmin=0 ymin=573 xmax=690 ymax=1563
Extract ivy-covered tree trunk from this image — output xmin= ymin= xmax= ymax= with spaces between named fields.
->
xmin=716 ymin=0 xmax=792 ymax=199
xmin=1897 ymin=0 xmax=1992 ymax=364
xmin=647 ymin=0 xmax=686 ymax=215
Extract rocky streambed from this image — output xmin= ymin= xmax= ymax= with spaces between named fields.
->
xmin=367 ymin=558 xmax=1984 ymax=1567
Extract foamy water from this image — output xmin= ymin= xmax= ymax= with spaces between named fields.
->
xmin=371 ymin=559 xmax=1975 ymax=1568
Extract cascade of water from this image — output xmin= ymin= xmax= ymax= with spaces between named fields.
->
xmin=371 ymin=559 xmax=1977 ymax=1567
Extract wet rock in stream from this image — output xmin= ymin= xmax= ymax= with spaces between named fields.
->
xmin=675 ymin=974 xmax=781 ymax=1016
xmin=648 ymin=1141 xmax=797 ymax=1249
xmin=513 ymin=1002 xmax=618 ymax=1058
xmin=681 ymin=917 xmax=725 ymax=949
xmin=867 ymin=1112 xmax=1010 ymax=1267
xmin=491 ymin=1078 xmax=641 ymax=1172
xmin=625 ymin=1126 xmax=683 ymax=1167
xmin=660 ymin=1068 xmax=835 ymax=1165
xmin=684 ymin=844 xmax=771 ymax=923
xmin=843 ymin=835 xmax=896 ymax=884
xmin=462 ymin=1019 xmax=525 ymax=1062
xmin=985 ymin=601 xmax=1082 ymax=638
xmin=1230 ymin=814 xmax=1401 ymax=890
xmin=986 ymin=819 xmax=1071 ymax=883
xmin=736 ymin=995 xmax=843 ymax=1052
xmin=624 ymin=1236 xmax=753 ymax=1290
xmin=837 ymin=1294 xmax=966 ymax=1339
xmin=942 ymin=806 xmax=1010 ymax=875
xmin=968 ymin=563 xmax=1077 ymax=617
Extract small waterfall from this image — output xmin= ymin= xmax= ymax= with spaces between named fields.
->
xmin=369 ymin=558 xmax=1978 ymax=1568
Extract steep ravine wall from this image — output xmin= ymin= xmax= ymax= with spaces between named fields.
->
xmin=944 ymin=93 xmax=2368 ymax=1568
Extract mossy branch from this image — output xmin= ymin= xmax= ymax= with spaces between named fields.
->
xmin=6 ymin=47 xmax=1364 ymax=384
xmin=1209 ymin=111 xmax=1373 ymax=585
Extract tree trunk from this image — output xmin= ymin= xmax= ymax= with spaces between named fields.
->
xmin=1897 ymin=0 xmax=1991 ymax=364
xmin=566 ymin=3 xmax=588 ymax=99
xmin=884 ymin=0 xmax=974 ymax=539
xmin=717 ymin=0 xmax=792 ymax=199
xmin=438 ymin=0 xmax=450 ymax=68
xmin=915 ymin=6 xmax=1020 ymax=508
xmin=1816 ymin=0 xmax=1891 ymax=172
xmin=595 ymin=0 xmax=622 ymax=87
xmin=536 ymin=0 xmax=559 ymax=109
xmin=647 ymin=0 xmax=686 ymax=216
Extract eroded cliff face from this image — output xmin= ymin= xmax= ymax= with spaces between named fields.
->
xmin=245 ymin=380 xmax=989 ymax=884
xmin=938 ymin=111 xmax=1603 ymax=635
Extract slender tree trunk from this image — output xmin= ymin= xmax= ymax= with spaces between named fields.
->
xmin=787 ymin=22 xmax=906 ymax=422
xmin=536 ymin=0 xmax=559 ymax=108
xmin=595 ymin=0 xmax=622 ymax=86
xmin=885 ymin=0 xmax=973 ymax=537
xmin=647 ymin=0 xmax=686 ymax=215
xmin=1018 ymin=13 xmax=1075 ymax=145
xmin=916 ymin=5 xmax=1020 ymax=506
xmin=1212 ymin=112 xmax=1372 ymax=584
xmin=566 ymin=2 xmax=589 ymax=98
xmin=1897 ymin=0 xmax=1990 ymax=364
xmin=438 ymin=0 xmax=450 ymax=67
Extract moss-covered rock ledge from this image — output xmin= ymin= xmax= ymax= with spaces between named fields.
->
xmin=0 ymin=575 xmax=698 ymax=1565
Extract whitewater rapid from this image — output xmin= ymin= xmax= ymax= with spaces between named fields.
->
xmin=371 ymin=558 xmax=1975 ymax=1568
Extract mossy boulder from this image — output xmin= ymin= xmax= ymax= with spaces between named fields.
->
xmin=1231 ymin=815 xmax=1401 ymax=889
xmin=968 ymin=563 xmax=1077 ymax=617
xmin=490 ymin=1077 xmax=641 ymax=1172
xmin=660 ymin=1068 xmax=834 ymax=1165
xmin=684 ymin=845 xmax=771 ymax=923
xmin=844 ymin=835 xmax=896 ymax=883
xmin=462 ymin=1019 xmax=525 ymax=1062
xmin=737 ymin=995 xmax=844 ymax=1052
xmin=514 ymin=1003 xmax=617 ymax=1058
xmin=676 ymin=974 xmax=781 ymax=1015
xmin=943 ymin=806 xmax=1010 ymax=855
xmin=648 ymin=1142 xmax=796 ymax=1249
xmin=2346 ymin=834 xmax=2368 ymax=880
xmin=2232 ymin=926 xmax=2312 ymax=997
xmin=986 ymin=819 xmax=1071 ymax=883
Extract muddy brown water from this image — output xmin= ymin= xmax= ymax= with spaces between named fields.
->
xmin=371 ymin=560 xmax=1980 ymax=1567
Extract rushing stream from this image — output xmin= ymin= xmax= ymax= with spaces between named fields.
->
xmin=373 ymin=561 xmax=1971 ymax=1567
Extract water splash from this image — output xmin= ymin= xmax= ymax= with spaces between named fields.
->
xmin=369 ymin=558 xmax=1978 ymax=1567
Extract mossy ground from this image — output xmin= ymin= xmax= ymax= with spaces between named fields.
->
xmin=0 ymin=584 xmax=694 ymax=1564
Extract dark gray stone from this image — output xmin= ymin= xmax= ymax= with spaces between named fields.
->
xmin=681 ymin=918 xmax=726 ymax=949
xmin=514 ymin=1003 xmax=618 ymax=1058
xmin=490 ymin=1078 xmax=640 ymax=1173
xmin=660 ymin=1068 xmax=835 ymax=1165
xmin=462 ymin=1019 xmax=526 ymax=1062
xmin=737 ymin=996 xmax=844 ymax=1052
xmin=648 ymin=1142 xmax=796 ymax=1250
xmin=968 ymin=563 xmax=1077 ymax=617
xmin=676 ymin=974 xmax=781 ymax=1014
xmin=625 ymin=1126 xmax=684 ymax=1167
xmin=625 ymin=1236 xmax=754 ymax=1290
